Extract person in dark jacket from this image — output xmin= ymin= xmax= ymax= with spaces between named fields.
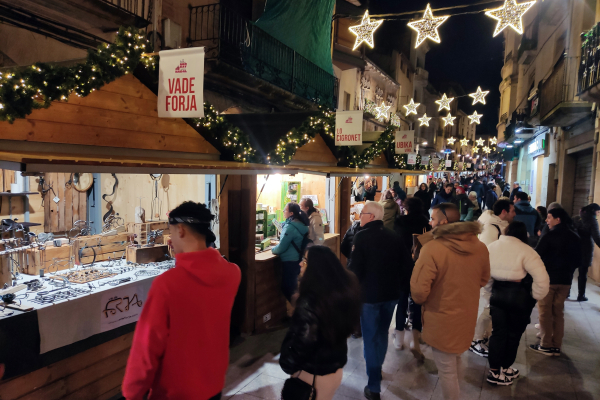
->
xmin=572 ymin=203 xmax=600 ymax=301
xmin=530 ymin=208 xmax=581 ymax=356
xmin=393 ymin=198 xmax=431 ymax=356
xmin=413 ymin=183 xmax=432 ymax=218
xmin=455 ymin=186 xmax=475 ymax=221
xmin=280 ymin=246 xmax=361 ymax=399
xmin=513 ymin=192 xmax=543 ymax=246
xmin=428 ymin=179 xmax=437 ymax=200
xmin=431 ymin=183 xmax=455 ymax=208
xmin=364 ymin=178 xmax=378 ymax=201
xmin=341 ymin=221 xmax=362 ymax=261
xmin=509 ymin=183 xmax=522 ymax=202
xmin=470 ymin=178 xmax=486 ymax=209
xmin=485 ymin=184 xmax=499 ymax=211
xmin=392 ymin=181 xmax=407 ymax=202
xmin=348 ymin=202 xmax=413 ymax=399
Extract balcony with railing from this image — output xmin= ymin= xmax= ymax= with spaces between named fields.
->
xmin=540 ymin=56 xmax=592 ymax=127
xmin=189 ymin=3 xmax=336 ymax=109
xmin=578 ymin=22 xmax=600 ymax=102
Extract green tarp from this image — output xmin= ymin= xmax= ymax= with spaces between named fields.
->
xmin=255 ymin=0 xmax=335 ymax=74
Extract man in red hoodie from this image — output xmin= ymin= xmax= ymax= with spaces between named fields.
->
xmin=122 ymin=201 xmax=241 ymax=400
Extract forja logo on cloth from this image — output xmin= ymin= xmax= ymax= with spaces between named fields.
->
xmin=103 ymin=294 xmax=143 ymax=318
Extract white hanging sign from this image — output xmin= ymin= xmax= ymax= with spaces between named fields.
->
xmin=395 ymin=130 xmax=415 ymax=154
xmin=445 ymin=160 xmax=453 ymax=167
xmin=432 ymin=157 xmax=440 ymax=168
xmin=335 ymin=111 xmax=363 ymax=145
xmin=407 ymin=153 xmax=417 ymax=165
xmin=421 ymin=155 xmax=430 ymax=165
xmin=467 ymin=163 xmax=472 ymax=168
xmin=158 ymin=47 xmax=205 ymax=118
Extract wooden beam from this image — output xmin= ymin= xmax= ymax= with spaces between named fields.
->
xmin=339 ymin=176 xmax=352 ymax=267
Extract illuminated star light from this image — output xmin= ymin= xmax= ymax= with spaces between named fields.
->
xmin=418 ymin=113 xmax=432 ymax=126
xmin=485 ymin=0 xmax=536 ymax=37
xmin=403 ymin=99 xmax=420 ymax=115
xmin=482 ymin=146 xmax=492 ymax=154
xmin=447 ymin=136 xmax=457 ymax=145
xmin=436 ymin=93 xmax=454 ymax=111
xmin=442 ymin=113 xmax=456 ymax=127
xmin=407 ymin=3 xmax=450 ymax=48
xmin=472 ymin=147 xmax=479 ymax=154
xmin=476 ymin=137 xmax=486 ymax=146
xmin=490 ymin=137 xmax=498 ymax=145
xmin=469 ymin=86 xmax=490 ymax=105
xmin=460 ymin=138 xmax=470 ymax=146
xmin=468 ymin=111 xmax=483 ymax=125
xmin=349 ymin=11 xmax=384 ymax=51
xmin=374 ymin=101 xmax=391 ymax=120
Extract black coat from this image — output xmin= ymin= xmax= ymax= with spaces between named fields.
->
xmin=279 ymin=294 xmax=348 ymax=376
xmin=413 ymin=189 xmax=432 ymax=213
xmin=341 ymin=221 xmax=362 ymax=259
xmin=485 ymin=190 xmax=498 ymax=211
xmin=470 ymin=182 xmax=486 ymax=202
xmin=348 ymin=220 xmax=413 ymax=303
xmin=456 ymin=193 xmax=475 ymax=216
xmin=395 ymin=213 xmax=431 ymax=254
xmin=573 ymin=213 xmax=600 ymax=268
xmin=535 ymin=223 xmax=582 ymax=285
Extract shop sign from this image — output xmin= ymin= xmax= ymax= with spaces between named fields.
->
xmin=395 ymin=131 xmax=415 ymax=154
xmin=445 ymin=160 xmax=452 ymax=168
xmin=335 ymin=111 xmax=363 ymax=145
xmin=528 ymin=135 xmax=546 ymax=157
xmin=158 ymin=47 xmax=205 ymax=118
xmin=458 ymin=162 xmax=464 ymax=170
xmin=432 ymin=157 xmax=440 ymax=168
xmin=407 ymin=153 xmax=417 ymax=165
xmin=301 ymin=194 xmax=319 ymax=206
xmin=421 ymin=155 xmax=430 ymax=165
xmin=101 ymin=284 xmax=146 ymax=332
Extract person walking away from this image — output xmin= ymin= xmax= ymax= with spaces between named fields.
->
xmin=393 ymin=197 xmax=431 ymax=355
xmin=454 ymin=187 xmax=474 ymax=221
xmin=411 ymin=204 xmax=490 ymax=400
xmin=485 ymin=184 xmax=499 ymax=211
xmin=530 ymin=208 xmax=581 ymax=356
xmin=470 ymin=178 xmax=486 ymax=209
xmin=380 ymin=189 xmax=401 ymax=231
xmin=469 ymin=200 xmax=516 ymax=358
xmin=280 ymin=246 xmax=362 ymax=400
xmin=122 ymin=201 xmax=241 ymax=400
xmin=431 ymin=183 xmax=455 ymax=208
xmin=413 ymin=183 xmax=432 ymax=218
xmin=272 ymin=203 xmax=309 ymax=302
xmin=392 ymin=181 xmax=407 ymax=202
xmin=348 ymin=202 xmax=413 ymax=400
xmin=572 ymin=203 xmax=600 ymax=301
xmin=429 ymin=179 xmax=437 ymax=200
xmin=469 ymin=191 xmax=482 ymax=221
xmin=341 ymin=220 xmax=361 ymax=263
xmin=509 ymin=182 xmax=521 ymax=202
xmin=486 ymin=221 xmax=549 ymax=385
xmin=513 ymin=192 xmax=543 ymax=247
xmin=364 ymin=178 xmax=378 ymax=201
xmin=300 ymin=198 xmax=325 ymax=246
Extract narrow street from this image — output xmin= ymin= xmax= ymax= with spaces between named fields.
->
xmin=224 ymin=276 xmax=600 ymax=400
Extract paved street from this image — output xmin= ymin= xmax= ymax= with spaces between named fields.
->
xmin=223 ymin=275 xmax=600 ymax=400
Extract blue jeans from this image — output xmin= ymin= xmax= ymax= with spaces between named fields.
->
xmin=361 ymin=300 xmax=397 ymax=393
xmin=281 ymin=260 xmax=300 ymax=301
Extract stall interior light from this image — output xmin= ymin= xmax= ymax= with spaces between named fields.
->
xmin=422 ymin=141 xmax=428 ymax=145
xmin=506 ymin=144 xmax=514 ymax=148
xmin=514 ymin=139 xmax=523 ymax=144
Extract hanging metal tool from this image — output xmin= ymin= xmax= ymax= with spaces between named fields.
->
xmin=150 ymin=174 xmax=163 ymax=220
xmin=102 ymin=173 xmax=119 ymax=223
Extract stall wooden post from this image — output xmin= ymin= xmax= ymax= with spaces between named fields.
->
xmin=338 ymin=176 xmax=352 ymax=267
xmin=220 ymin=174 xmax=257 ymax=335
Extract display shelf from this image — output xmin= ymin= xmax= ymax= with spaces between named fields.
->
xmin=0 ymin=192 xmax=38 ymax=197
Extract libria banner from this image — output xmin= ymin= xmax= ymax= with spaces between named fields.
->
xmin=158 ymin=47 xmax=205 ymax=118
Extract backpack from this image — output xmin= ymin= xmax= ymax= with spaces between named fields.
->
xmin=491 ymin=224 xmax=502 ymax=239
xmin=289 ymin=223 xmax=313 ymax=261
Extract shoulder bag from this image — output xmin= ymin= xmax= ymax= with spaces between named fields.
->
xmin=281 ymin=372 xmax=316 ymax=400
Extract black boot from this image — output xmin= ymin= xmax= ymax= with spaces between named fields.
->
xmin=577 ymin=294 xmax=588 ymax=302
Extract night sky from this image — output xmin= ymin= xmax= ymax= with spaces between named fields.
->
xmin=368 ymin=0 xmax=505 ymax=137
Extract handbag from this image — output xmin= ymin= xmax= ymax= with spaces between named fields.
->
xmin=281 ymin=372 xmax=317 ymax=400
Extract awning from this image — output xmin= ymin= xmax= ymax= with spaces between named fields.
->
xmin=298 ymin=166 xmax=431 ymax=177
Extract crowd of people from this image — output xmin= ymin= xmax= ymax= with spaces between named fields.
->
xmin=118 ymin=173 xmax=600 ymax=400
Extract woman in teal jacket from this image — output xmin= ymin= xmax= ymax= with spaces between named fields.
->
xmin=272 ymin=202 xmax=309 ymax=301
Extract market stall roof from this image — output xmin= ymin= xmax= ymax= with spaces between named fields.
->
xmin=0 ymin=150 xmax=300 ymax=175
xmin=297 ymin=166 xmax=431 ymax=177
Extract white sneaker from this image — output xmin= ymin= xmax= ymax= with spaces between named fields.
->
xmin=393 ymin=330 xmax=405 ymax=350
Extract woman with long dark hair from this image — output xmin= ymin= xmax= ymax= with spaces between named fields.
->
xmin=486 ymin=221 xmax=549 ymax=386
xmin=413 ymin=183 xmax=431 ymax=217
xmin=280 ymin=246 xmax=362 ymax=400
xmin=573 ymin=203 xmax=600 ymax=301
xmin=272 ymin=202 xmax=309 ymax=302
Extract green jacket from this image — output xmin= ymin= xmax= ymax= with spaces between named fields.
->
xmin=272 ymin=220 xmax=309 ymax=262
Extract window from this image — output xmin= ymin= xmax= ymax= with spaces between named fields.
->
xmin=344 ymin=92 xmax=351 ymax=110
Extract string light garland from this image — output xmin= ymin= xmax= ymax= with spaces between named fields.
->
xmin=476 ymin=137 xmax=486 ymax=146
xmin=418 ymin=113 xmax=432 ymax=126
xmin=403 ymin=99 xmax=420 ymax=115
xmin=349 ymin=11 xmax=383 ymax=51
xmin=390 ymin=113 xmax=401 ymax=128
xmin=375 ymin=101 xmax=391 ymax=120
xmin=447 ymin=136 xmax=457 ymax=145
xmin=436 ymin=93 xmax=454 ymax=111
xmin=468 ymin=111 xmax=483 ymax=124
xmin=460 ymin=138 xmax=470 ymax=146
xmin=469 ymin=86 xmax=489 ymax=105
xmin=442 ymin=113 xmax=456 ymax=126
xmin=407 ymin=3 xmax=449 ymax=48
xmin=485 ymin=0 xmax=536 ymax=37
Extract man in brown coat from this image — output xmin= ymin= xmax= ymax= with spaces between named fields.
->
xmin=411 ymin=204 xmax=490 ymax=400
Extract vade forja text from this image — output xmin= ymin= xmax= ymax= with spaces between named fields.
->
xmin=103 ymin=294 xmax=143 ymax=318
xmin=165 ymin=77 xmax=198 ymax=112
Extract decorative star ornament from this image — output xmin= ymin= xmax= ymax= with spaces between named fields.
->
xmin=436 ymin=94 xmax=454 ymax=111
xmin=418 ymin=113 xmax=432 ymax=126
xmin=482 ymin=146 xmax=492 ymax=154
xmin=447 ymin=136 xmax=457 ymax=145
xmin=403 ymin=99 xmax=420 ymax=115
xmin=472 ymin=147 xmax=479 ymax=154
xmin=460 ymin=138 xmax=470 ymax=146
xmin=374 ymin=101 xmax=391 ymax=120
xmin=442 ymin=113 xmax=456 ymax=126
xmin=469 ymin=87 xmax=490 ymax=105
xmin=485 ymin=0 xmax=536 ymax=37
xmin=476 ymin=137 xmax=486 ymax=146
xmin=490 ymin=137 xmax=498 ymax=145
xmin=468 ymin=111 xmax=483 ymax=125
xmin=349 ymin=11 xmax=384 ymax=51
xmin=408 ymin=3 xmax=449 ymax=48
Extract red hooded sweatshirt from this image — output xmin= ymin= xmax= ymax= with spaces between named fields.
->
xmin=122 ymin=248 xmax=241 ymax=400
